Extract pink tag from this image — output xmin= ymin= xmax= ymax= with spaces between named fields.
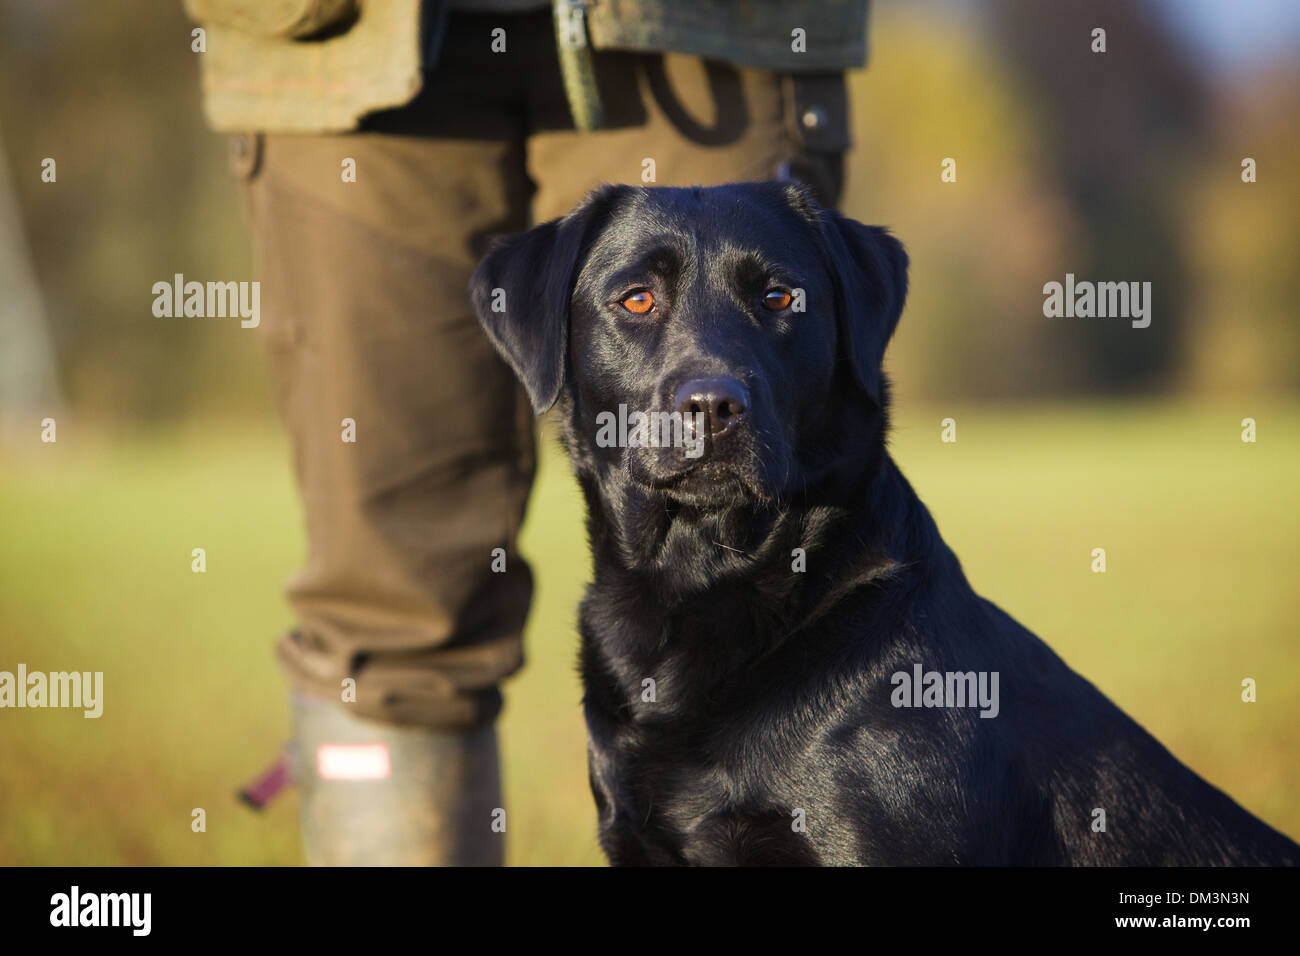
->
xmin=316 ymin=743 xmax=392 ymax=781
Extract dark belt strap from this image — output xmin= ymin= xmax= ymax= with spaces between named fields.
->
xmin=554 ymin=0 xmax=605 ymax=131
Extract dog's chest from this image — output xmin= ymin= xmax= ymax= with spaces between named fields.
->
xmin=587 ymin=719 xmax=822 ymax=866
xmin=581 ymin=584 xmax=829 ymax=864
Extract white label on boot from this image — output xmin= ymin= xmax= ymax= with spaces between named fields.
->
xmin=316 ymin=743 xmax=392 ymax=781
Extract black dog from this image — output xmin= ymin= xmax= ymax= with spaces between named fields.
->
xmin=471 ymin=182 xmax=1299 ymax=866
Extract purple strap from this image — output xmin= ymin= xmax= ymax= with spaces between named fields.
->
xmin=238 ymin=753 xmax=292 ymax=810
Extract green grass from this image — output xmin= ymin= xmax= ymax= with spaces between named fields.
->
xmin=1 ymin=399 xmax=1297 ymax=865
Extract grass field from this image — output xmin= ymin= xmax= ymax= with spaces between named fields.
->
xmin=1 ymin=399 xmax=1297 ymax=865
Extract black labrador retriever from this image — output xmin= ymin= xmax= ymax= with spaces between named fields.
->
xmin=471 ymin=181 xmax=1299 ymax=866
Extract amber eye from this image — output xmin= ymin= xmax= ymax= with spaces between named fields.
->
xmin=619 ymin=290 xmax=655 ymax=314
xmin=763 ymin=288 xmax=792 ymax=311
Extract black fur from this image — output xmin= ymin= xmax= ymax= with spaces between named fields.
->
xmin=471 ymin=182 xmax=1300 ymax=866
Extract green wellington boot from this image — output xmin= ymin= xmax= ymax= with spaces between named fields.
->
xmin=288 ymin=690 xmax=504 ymax=866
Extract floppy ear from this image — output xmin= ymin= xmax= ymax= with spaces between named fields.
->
xmin=816 ymin=210 xmax=909 ymax=405
xmin=470 ymin=186 xmax=622 ymax=415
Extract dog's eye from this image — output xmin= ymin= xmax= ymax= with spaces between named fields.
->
xmin=621 ymin=290 xmax=655 ymax=315
xmin=762 ymin=288 xmax=792 ymax=311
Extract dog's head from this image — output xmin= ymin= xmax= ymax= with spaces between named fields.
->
xmin=471 ymin=182 xmax=907 ymax=521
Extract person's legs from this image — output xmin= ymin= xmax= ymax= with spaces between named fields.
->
xmin=235 ymin=15 xmax=536 ymax=864
xmin=233 ymin=6 xmax=849 ymax=863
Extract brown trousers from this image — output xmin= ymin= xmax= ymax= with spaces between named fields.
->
xmin=235 ymin=10 xmax=847 ymax=728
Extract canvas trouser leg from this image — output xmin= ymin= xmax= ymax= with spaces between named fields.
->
xmin=235 ymin=120 xmax=535 ymax=730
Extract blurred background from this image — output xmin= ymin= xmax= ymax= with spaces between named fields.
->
xmin=1 ymin=0 xmax=1297 ymax=865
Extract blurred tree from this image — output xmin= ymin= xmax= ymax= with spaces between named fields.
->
xmin=991 ymin=0 xmax=1209 ymax=392
xmin=1183 ymin=67 xmax=1300 ymax=393
xmin=844 ymin=2 xmax=1075 ymax=402
xmin=0 ymin=129 xmax=63 ymax=455
xmin=0 ymin=0 xmax=260 ymax=423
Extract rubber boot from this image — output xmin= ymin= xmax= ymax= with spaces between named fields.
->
xmin=290 ymin=691 xmax=504 ymax=866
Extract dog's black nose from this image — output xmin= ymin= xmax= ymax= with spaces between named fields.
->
xmin=674 ymin=377 xmax=749 ymax=437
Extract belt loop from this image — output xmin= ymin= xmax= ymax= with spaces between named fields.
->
xmin=780 ymin=72 xmax=851 ymax=153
